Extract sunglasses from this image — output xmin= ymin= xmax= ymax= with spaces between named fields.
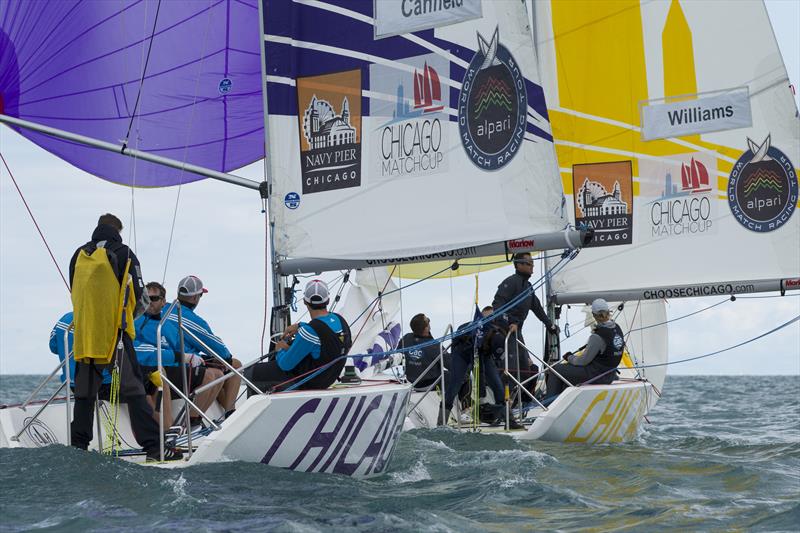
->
xmin=148 ymin=295 xmax=164 ymax=301
xmin=516 ymin=260 xmax=533 ymax=266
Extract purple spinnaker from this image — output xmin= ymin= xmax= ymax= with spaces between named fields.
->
xmin=0 ymin=0 xmax=264 ymax=187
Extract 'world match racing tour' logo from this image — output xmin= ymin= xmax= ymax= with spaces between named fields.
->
xmin=458 ymin=28 xmax=527 ymax=171
xmin=728 ymin=135 xmax=797 ymax=232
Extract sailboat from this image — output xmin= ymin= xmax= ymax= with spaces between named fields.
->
xmin=402 ymin=0 xmax=798 ymax=439
xmin=0 ymin=0 xmax=412 ymax=477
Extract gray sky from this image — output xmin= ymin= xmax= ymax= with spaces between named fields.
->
xmin=1 ymin=0 xmax=798 ymax=376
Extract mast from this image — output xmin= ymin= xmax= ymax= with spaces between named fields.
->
xmin=257 ymin=0 xmax=289 ymax=342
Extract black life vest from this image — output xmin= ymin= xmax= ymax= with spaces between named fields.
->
xmin=401 ymin=333 xmax=441 ymax=387
xmin=592 ymin=323 xmax=625 ymax=370
xmin=289 ymin=313 xmax=351 ymax=390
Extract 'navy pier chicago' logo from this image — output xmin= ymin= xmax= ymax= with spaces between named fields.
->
xmin=728 ymin=135 xmax=797 ymax=232
xmin=458 ymin=28 xmax=527 ymax=171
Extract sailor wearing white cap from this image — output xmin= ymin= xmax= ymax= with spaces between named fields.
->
xmin=544 ymin=298 xmax=626 ymax=399
xmin=244 ymin=279 xmax=352 ymax=392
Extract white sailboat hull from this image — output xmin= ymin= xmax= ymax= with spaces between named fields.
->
xmin=405 ymin=380 xmax=657 ymax=444
xmin=0 ymin=382 xmax=411 ymax=478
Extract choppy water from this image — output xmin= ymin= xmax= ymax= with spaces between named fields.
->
xmin=1 ymin=375 xmax=798 ymax=532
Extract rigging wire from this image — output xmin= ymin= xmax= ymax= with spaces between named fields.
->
xmin=0 ymin=153 xmax=70 ymax=292
xmin=122 ymin=0 xmax=163 ymax=150
xmin=630 ymin=313 xmax=800 ymax=370
xmin=161 ymin=2 xmax=217 ymax=284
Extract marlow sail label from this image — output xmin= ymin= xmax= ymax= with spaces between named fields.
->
xmin=533 ymin=0 xmax=800 ymax=296
xmin=262 ymin=0 xmax=564 ymax=261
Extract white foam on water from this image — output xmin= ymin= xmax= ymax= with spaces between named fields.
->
xmin=389 ymin=460 xmax=431 ymax=484
xmin=164 ymin=474 xmax=206 ymax=505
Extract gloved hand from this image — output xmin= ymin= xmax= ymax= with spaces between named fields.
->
xmin=562 ymin=351 xmax=573 ymax=361
xmin=548 ymin=323 xmax=560 ymax=335
xmin=184 ymin=353 xmax=204 ymax=368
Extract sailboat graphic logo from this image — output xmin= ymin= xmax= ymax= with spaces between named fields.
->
xmin=728 ymin=135 xmax=797 ymax=232
xmin=413 ymin=63 xmax=443 ymax=113
xmin=458 ymin=27 xmax=527 ymax=171
xmin=680 ymin=158 xmax=711 ymax=193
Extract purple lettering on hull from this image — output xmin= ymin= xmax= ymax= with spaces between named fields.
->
xmin=261 ymin=390 xmax=410 ymax=476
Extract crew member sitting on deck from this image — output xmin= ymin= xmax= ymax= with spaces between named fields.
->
xmin=245 ymin=279 xmax=352 ymax=393
xmin=167 ymin=275 xmax=241 ymax=417
xmin=134 ymin=282 xmax=224 ymax=428
xmin=399 ymin=313 xmax=448 ymax=390
xmin=545 ymin=299 xmax=624 ymax=399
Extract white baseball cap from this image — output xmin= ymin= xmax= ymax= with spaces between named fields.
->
xmin=591 ymin=298 xmax=610 ymax=314
xmin=303 ymin=279 xmax=329 ymax=305
xmin=178 ymin=275 xmax=208 ymax=297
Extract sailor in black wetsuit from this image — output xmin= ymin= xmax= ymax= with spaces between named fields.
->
xmin=545 ymin=299 xmax=624 ymax=399
xmin=399 ymin=314 xmax=447 ymax=390
xmin=491 ymin=252 xmax=558 ymax=381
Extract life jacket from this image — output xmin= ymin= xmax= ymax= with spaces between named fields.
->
xmin=70 ymin=241 xmax=136 ymax=364
xmin=290 ymin=313 xmax=351 ymax=390
xmin=592 ymin=323 xmax=625 ymax=370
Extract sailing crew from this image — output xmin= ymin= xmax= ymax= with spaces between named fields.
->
xmin=491 ymin=252 xmax=558 ymax=391
xmin=167 ymin=275 xmax=241 ymax=417
xmin=399 ymin=313 xmax=448 ymax=390
xmin=134 ymin=282 xmax=224 ymax=428
xmin=545 ymin=299 xmax=624 ymax=398
xmin=245 ymin=279 xmax=352 ymax=392
xmin=68 ymin=214 xmax=176 ymax=461
xmin=49 ymin=311 xmax=112 ymax=391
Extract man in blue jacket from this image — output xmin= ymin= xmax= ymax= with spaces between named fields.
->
xmin=49 ymin=311 xmax=111 ymax=389
xmin=245 ymin=279 xmax=351 ymax=392
xmin=167 ymin=276 xmax=241 ymax=415
xmin=135 ymin=282 xmax=224 ymax=426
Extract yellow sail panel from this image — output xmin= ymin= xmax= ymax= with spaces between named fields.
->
xmin=391 ymin=256 xmax=509 ymax=280
xmin=551 ymin=0 xmax=648 ymax=127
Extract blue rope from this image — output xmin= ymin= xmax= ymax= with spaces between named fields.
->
xmin=283 ymin=254 xmax=577 ymax=391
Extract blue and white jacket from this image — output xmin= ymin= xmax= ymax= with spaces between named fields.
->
xmin=49 ymin=312 xmax=111 ymax=384
xmin=276 ymin=313 xmax=344 ymax=372
xmin=166 ymin=303 xmax=231 ymax=362
xmin=134 ymin=311 xmax=181 ymax=368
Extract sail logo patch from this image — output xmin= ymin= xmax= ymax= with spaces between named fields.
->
xmin=572 ymin=161 xmax=634 ymax=247
xmin=458 ymin=28 xmax=527 ymax=171
xmin=218 ymin=78 xmax=232 ymax=94
xmin=284 ymin=192 xmax=300 ymax=209
xmin=639 ymin=153 xmax=718 ymax=239
xmin=728 ymin=135 xmax=797 ymax=232
xmin=296 ymin=69 xmax=362 ymax=194
xmin=370 ymin=53 xmax=449 ymax=180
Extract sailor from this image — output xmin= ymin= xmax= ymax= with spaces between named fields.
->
xmin=491 ymin=252 xmax=558 ymax=383
xmin=399 ymin=313 xmax=447 ymax=390
xmin=134 ymin=282 xmax=224 ymax=428
xmin=166 ymin=275 xmax=241 ymax=417
xmin=49 ymin=311 xmax=112 ymax=391
xmin=245 ymin=279 xmax=352 ymax=392
xmin=545 ymin=298 xmax=624 ymax=399
xmin=441 ymin=306 xmax=505 ymax=425
xmin=68 ymin=214 xmax=177 ymax=461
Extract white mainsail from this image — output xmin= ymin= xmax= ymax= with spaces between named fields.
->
xmin=531 ymin=0 xmax=799 ymax=299
xmin=263 ymin=1 xmax=565 ymax=261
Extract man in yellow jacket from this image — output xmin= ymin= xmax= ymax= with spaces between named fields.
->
xmin=69 ymin=213 xmax=177 ymax=461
